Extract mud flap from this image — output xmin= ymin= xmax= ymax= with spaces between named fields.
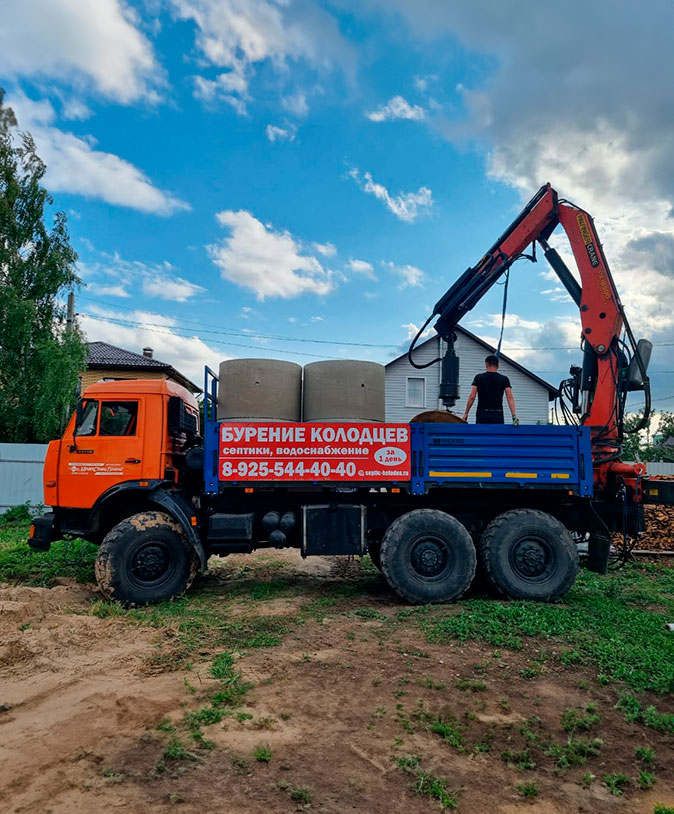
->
xmin=150 ymin=490 xmax=207 ymax=571
xmin=586 ymin=532 xmax=610 ymax=574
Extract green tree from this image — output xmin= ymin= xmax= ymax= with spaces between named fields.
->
xmin=0 ymin=89 xmax=86 ymax=443
xmin=622 ymin=412 xmax=647 ymax=461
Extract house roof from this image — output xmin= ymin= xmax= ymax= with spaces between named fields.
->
xmin=86 ymin=341 xmax=200 ymax=393
xmin=385 ymin=326 xmax=559 ymax=399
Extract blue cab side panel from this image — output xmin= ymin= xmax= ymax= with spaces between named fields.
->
xmin=410 ymin=424 xmax=593 ymax=497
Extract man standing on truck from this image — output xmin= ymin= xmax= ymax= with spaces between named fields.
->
xmin=462 ymin=355 xmax=519 ymax=425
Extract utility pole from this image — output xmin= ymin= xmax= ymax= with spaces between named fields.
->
xmin=66 ymin=290 xmax=75 ymax=334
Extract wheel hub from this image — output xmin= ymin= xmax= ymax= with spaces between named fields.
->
xmin=410 ymin=539 xmax=448 ymax=578
xmin=512 ymin=538 xmax=550 ymax=578
xmin=131 ymin=543 xmax=170 ymax=583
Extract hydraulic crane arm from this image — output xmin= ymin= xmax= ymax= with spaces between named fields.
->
xmin=409 ymin=183 xmax=651 ymax=480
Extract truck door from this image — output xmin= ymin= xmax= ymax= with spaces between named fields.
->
xmin=58 ymin=398 xmax=146 ymax=509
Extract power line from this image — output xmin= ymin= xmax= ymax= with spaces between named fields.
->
xmin=79 ymin=295 xmax=399 ymax=349
xmin=80 ymin=313 xmax=343 ymax=360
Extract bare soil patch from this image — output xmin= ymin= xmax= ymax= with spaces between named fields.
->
xmin=1 ymin=551 xmax=673 ymax=814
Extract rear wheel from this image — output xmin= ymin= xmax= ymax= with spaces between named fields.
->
xmin=480 ymin=509 xmax=578 ymax=601
xmin=380 ymin=509 xmax=476 ymax=604
xmin=95 ymin=511 xmax=198 ymax=607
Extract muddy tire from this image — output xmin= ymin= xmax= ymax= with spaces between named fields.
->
xmin=95 ymin=511 xmax=198 ymax=607
xmin=480 ymin=509 xmax=578 ymax=601
xmin=380 ymin=509 xmax=476 ymax=604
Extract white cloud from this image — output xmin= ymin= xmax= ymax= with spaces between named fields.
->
xmin=171 ymin=0 xmax=352 ymax=113
xmin=80 ymin=305 xmax=224 ymax=386
xmin=60 ymin=98 xmax=92 ymax=121
xmin=142 ymin=275 xmax=206 ymax=302
xmin=9 ymin=94 xmax=189 ymax=215
xmin=81 ymin=252 xmax=204 ymax=302
xmin=89 ymin=284 xmax=131 ymax=298
xmin=313 ymin=241 xmax=336 ymax=257
xmin=208 ymin=210 xmax=335 ymax=299
xmin=383 ymin=261 xmax=424 ymax=289
xmin=347 ymin=259 xmax=376 ymax=279
xmin=194 ymin=73 xmax=249 ymax=113
xmin=402 ymin=321 xmax=433 ymax=342
xmin=349 ymin=168 xmax=433 ymax=222
xmin=366 ymin=95 xmax=425 ymax=122
xmin=266 ymin=124 xmax=296 ymax=142
xmin=0 ymin=0 xmax=161 ymax=103
xmin=282 ymin=91 xmax=309 ymax=117
xmin=310 ymin=315 xmax=324 ymax=322
xmin=365 ymin=0 xmax=674 ymax=340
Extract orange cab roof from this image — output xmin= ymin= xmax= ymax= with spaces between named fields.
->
xmin=83 ymin=378 xmax=198 ymax=408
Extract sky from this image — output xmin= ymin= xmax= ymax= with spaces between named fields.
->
xmin=1 ymin=0 xmax=673 ymax=414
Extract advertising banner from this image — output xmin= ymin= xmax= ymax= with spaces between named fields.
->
xmin=219 ymin=422 xmax=411 ymax=482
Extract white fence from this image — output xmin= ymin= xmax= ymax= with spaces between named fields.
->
xmin=634 ymin=461 xmax=674 ymax=476
xmin=0 ymin=443 xmax=48 ymax=511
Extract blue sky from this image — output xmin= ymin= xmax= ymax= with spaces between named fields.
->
xmin=2 ymin=0 xmax=673 ymax=411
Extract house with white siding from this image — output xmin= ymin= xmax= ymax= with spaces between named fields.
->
xmin=385 ymin=327 xmax=557 ymax=424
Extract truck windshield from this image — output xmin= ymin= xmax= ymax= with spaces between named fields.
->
xmin=75 ymin=400 xmax=98 ymax=436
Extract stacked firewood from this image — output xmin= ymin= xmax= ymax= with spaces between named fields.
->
xmin=639 ymin=506 xmax=674 ymax=551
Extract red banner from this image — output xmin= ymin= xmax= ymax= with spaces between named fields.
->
xmin=219 ymin=422 xmax=411 ymax=482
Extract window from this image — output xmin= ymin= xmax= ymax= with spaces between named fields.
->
xmin=75 ymin=400 xmax=98 ymax=436
xmin=406 ymin=377 xmax=426 ymax=408
xmin=99 ymin=402 xmax=139 ymax=436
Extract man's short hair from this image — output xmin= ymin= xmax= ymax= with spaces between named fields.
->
xmin=485 ymin=354 xmax=499 ymax=367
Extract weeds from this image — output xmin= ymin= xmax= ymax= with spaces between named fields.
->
xmin=616 ymin=695 xmax=674 ymax=734
xmin=516 ymin=781 xmax=539 ymax=798
xmin=396 ymin=756 xmax=458 ymax=810
xmin=561 ymin=704 xmax=600 ymax=733
xmin=501 ymin=748 xmax=536 ymax=771
xmin=545 ymin=737 xmax=602 ymax=770
xmin=636 ymin=745 xmax=655 ymax=766
xmin=640 ymin=771 xmax=657 ymax=789
xmin=253 ymin=745 xmax=273 ymax=762
xmin=455 ymin=678 xmax=486 ymax=692
xmin=604 ymin=773 xmax=631 ymax=796
xmin=289 ymin=787 xmax=312 ymax=804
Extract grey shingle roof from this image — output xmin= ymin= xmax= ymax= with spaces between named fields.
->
xmin=86 ymin=341 xmax=200 ymax=392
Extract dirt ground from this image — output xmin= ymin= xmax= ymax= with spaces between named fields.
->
xmin=1 ymin=551 xmax=673 ymax=814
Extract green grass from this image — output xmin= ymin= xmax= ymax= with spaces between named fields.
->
xmin=419 ymin=564 xmax=674 ymax=694
xmin=516 ymin=781 xmax=539 ymax=798
xmin=253 ymin=744 xmax=273 ymax=762
xmin=604 ymin=772 xmax=631 ymax=796
xmin=616 ymin=695 xmax=674 ymax=734
xmin=0 ymin=521 xmax=96 ymax=586
xmin=635 ymin=745 xmax=655 ymax=766
xmin=501 ymin=748 xmax=536 ymax=771
xmin=561 ymin=704 xmax=601 ymax=733
xmin=654 ymin=805 xmax=674 ymax=814
xmin=545 ymin=737 xmax=603 ymax=770
xmin=396 ymin=756 xmax=458 ymax=810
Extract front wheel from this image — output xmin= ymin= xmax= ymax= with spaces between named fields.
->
xmin=95 ymin=511 xmax=198 ymax=606
xmin=479 ymin=509 xmax=578 ymax=601
xmin=380 ymin=509 xmax=476 ymax=604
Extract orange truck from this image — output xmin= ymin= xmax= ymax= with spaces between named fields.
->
xmin=27 ymin=185 xmax=673 ymax=607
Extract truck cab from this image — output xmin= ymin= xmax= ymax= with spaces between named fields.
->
xmin=31 ymin=379 xmax=199 ymax=549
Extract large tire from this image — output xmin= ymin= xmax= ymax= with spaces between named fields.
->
xmin=380 ymin=509 xmax=476 ymax=604
xmin=480 ymin=509 xmax=578 ymax=601
xmin=95 ymin=511 xmax=198 ymax=607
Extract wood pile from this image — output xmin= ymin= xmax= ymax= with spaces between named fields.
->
xmin=639 ymin=506 xmax=674 ymax=551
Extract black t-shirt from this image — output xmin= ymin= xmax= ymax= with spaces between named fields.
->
xmin=472 ymin=371 xmax=511 ymax=411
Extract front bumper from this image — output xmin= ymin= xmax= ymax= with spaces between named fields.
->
xmin=27 ymin=512 xmax=56 ymax=551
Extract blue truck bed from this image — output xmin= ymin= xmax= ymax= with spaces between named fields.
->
xmin=410 ymin=423 xmax=593 ymax=496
